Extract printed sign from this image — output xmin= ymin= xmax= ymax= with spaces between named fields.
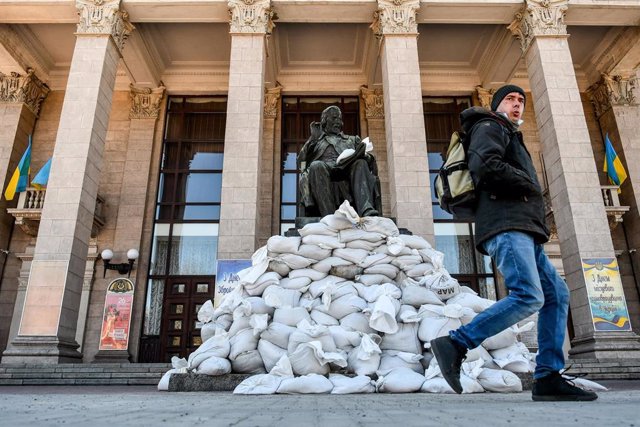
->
xmin=99 ymin=278 xmax=135 ymax=350
xmin=582 ymin=258 xmax=632 ymax=331
xmin=214 ymin=259 xmax=251 ymax=308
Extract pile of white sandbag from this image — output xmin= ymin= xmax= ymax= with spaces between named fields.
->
xmin=159 ymin=201 xmax=537 ymax=393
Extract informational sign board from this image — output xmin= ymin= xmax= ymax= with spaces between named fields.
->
xmin=582 ymin=258 xmax=632 ymax=331
xmin=214 ymin=259 xmax=251 ymax=308
xmin=99 ymin=278 xmax=135 ymax=350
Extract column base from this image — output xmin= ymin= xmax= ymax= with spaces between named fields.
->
xmin=1 ymin=336 xmax=82 ymax=364
xmin=569 ymin=331 xmax=640 ymax=360
xmin=92 ymin=350 xmax=131 ymax=363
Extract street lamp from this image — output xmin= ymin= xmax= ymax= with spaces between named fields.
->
xmin=101 ymin=248 xmax=139 ymax=278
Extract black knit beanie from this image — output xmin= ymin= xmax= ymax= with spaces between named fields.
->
xmin=491 ymin=84 xmax=526 ymax=111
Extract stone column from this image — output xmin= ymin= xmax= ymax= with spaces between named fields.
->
xmin=509 ymin=0 xmax=640 ymax=359
xmin=217 ymin=0 xmax=273 ymax=259
xmin=257 ymin=86 xmax=281 ymax=247
xmin=2 ymin=0 xmax=133 ymax=364
xmin=360 ymin=86 xmax=391 ymax=216
xmin=373 ymin=0 xmax=433 ymax=242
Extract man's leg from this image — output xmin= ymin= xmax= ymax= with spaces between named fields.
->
xmin=307 ymin=161 xmax=336 ymax=216
xmin=432 ymin=231 xmax=544 ymax=393
xmin=350 ymin=158 xmax=379 ymax=217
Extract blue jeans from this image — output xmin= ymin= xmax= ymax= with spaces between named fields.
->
xmin=450 ymin=230 xmax=570 ymax=379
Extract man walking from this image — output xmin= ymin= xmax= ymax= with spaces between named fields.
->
xmin=430 ymin=85 xmax=597 ymax=401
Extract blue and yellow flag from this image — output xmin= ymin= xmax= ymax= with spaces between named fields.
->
xmin=31 ymin=157 xmax=51 ymax=190
xmin=603 ymin=133 xmax=627 ymax=191
xmin=4 ymin=136 xmax=32 ymax=201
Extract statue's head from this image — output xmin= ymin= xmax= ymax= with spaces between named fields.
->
xmin=320 ymin=106 xmax=343 ymax=135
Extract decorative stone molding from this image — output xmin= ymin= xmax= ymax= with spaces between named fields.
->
xmin=0 ymin=68 xmax=50 ymax=117
xmin=263 ymin=86 xmax=281 ymax=119
xmin=228 ymin=0 xmax=275 ymax=35
xmin=75 ymin=0 xmax=134 ymax=52
xmin=360 ymin=86 xmax=385 ymax=119
xmin=475 ymin=86 xmax=493 ymax=110
xmin=508 ymin=0 xmax=568 ymax=55
xmin=371 ymin=0 xmax=420 ymax=37
xmin=587 ymin=74 xmax=638 ymax=118
xmin=129 ymin=83 xmax=166 ymax=120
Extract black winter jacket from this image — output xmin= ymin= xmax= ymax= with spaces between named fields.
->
xmin=461 ymin=107 xmax=549 ymax=254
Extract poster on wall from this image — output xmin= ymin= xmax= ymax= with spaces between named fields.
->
xmin=582 ymin=258 xmax=632 ymax=332
xmin=99 ymin=278 xmax=135 ymax=350
xmin=214 ymin=259 xmax=251 ymax=308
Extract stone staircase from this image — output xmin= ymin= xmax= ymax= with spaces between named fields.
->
xmin=567 ymin=359 xmax=640 ymax=380
xmin=0 ymin=363 xmax=171 ymax=386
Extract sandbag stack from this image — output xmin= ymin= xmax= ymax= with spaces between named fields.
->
xmin=159 ymin=201 xmax=536 ymax=394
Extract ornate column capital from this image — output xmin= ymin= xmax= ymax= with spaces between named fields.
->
xmin=587 ymin=73 xmax=638 ymax=119
xmin=360 ymin=86 xmax=385 ymax=119
xmin=75 ymin=0 xmax=134 ymax=52
xmin=129 ymin=83 xmax=166 ymax=120
xmin=263 ymin=86 xmax=281 ymax=119
xmin=475 ymin=86 xmax=493 ymax=110
xmin=371 ymin=0 xmax=420 ymax=38
xmin=228 ymin=0 xmax=275 ymax=35
xmin=508 ymin=0 xmax=568 ymax=55
xmin=0 ymin=68 xmax=50 ymax=117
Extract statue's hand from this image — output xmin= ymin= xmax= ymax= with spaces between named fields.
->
xmin=310 ymin=122 xmax=322 ymax=140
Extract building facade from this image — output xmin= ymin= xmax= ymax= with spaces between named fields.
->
xmin=1 ymin=0 xmax=640 ymax=364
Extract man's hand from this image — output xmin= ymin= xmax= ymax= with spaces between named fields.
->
xmin=310 ymin=122 xmax=322 ymax=140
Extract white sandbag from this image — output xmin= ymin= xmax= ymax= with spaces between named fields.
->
xmin=249 ymin=313 xmax=269 ymax=337
xmin=329 ymin=374 xmax=376 ymax=394
xmin=289 ymin=341 xmax=347 ymax=376
xmin=188 ymin=331 xmax=230 ymax=369
xmin=296 ymin=244 xmax=332 ymax=261
xmin=325 ymin=294 xmax=368 ymax=320
xmin=289 ymin=268 xmax=328 ymax=282
xmin=477 ymin=368 xmax=523 ymax=393
xmin=229 ymin=328 xmax=259 ymax=360
xmin=230 ymin=349 xmax=265 ymax=374
xmin=260 ymin=322 xmax=296 ymax=349
xmin=359 ymin=216 xmax=399 ymax=237
xmin=288 ymin=319 xmax=337 ymax=353
xmin=311 ymin=256 xmax=352 ymax=274
xmin=339 ymin=229 xmax=385 ymax=243
xmin=459 ymin=285 xmax=478 ymax=295
xmin=328 ymin=325 xmax=362 ymax=349
xmin=309 ymin=309 xmax=337 ymax=325
xmin=482 ymin=322 xmax=534 ymax=351
xmin=196 ymin=356 xmax=231 ymax=376
xmin=330 ymin=264 xmax=364 ymax=280
xmin=346 ymin=240 xmax=382 ymax=251
xmin=237 ymin=246 xmax=270 ymax=288
xmin=158 ymin=357 xmax=188 ymax=391
xmin=356 ymin=274 xmax=392 ymax=286
xmin=308 ymin=275 xmax=348 ymax=298
xmin=298 ymin=222 xmax=337 ymax=237
xmin=354 ymin=282 xmax=401 ymax=303
xmin=276 ymin=253 xmax=314 ymax=270
xmin=421 ymin=351 xmax=434 ymax=370
xmin=201 ymin=322 xmax=225 ymax=343
xmin=258 ymin=339 xmax=288 ymax=373
xmin=567 ymin=377 xmax=608 ymax=392
xmin=369 ymin=295 xmax=401 ymax=334
xmin=359 ymin=253 xmax=394 ymax=269
xmin=302 ymin=234 xmax=345 ymax=250
xmin=399 ymin=234 xmax=431 ymax=250
xmin=460 ymin=307 xmax=477 ymax=325
xmin=380 ymin=322 xmax=421 ymax=354
xmin=377 ymin=351 xmax=423 ymax=375
xmin=401 ymin=284 xmax=443 ymax=307
xmin=318 ymin=281 xmax=358 ymax=305
xmin=262 ymin=285 xmax=301 ymax=308
xmin=268 ymin=260 xmax=290 ymax=277
xmin=418 ymin=304 xmax=464 ymax=346
xmin=422 ymin=362 xmax=484 ymax=394
xmin=276 ymin=374 xmax=334 ymax=394
xmin=378 ymin=241 xmax=412 ymax=256
xmin=406 ymin=263 xmax=436 ymax=278
xmin=391 ymin=255 xmax=422 ymax=270
xmin=376 ymin=367 xmax=425 ymax=393
xmin=447 ymin=292 xmax=494 ymax=313
xmin=465 ymin=345 xmax=496 ymax=367
xmin=347 ymin=333 xmax=382 ymax=376
xmin=397 ymin=305 xmax=421 ymax=323
xmin=417 ymin=247 xmax=445 ymax=269
xmin=333 ymin=248 xmax=369 ymax=264
xmin=197 ymin=300 xmax=215 ymax=323
xmin=299 ymin=293 xmax=321 ymax=311
xmin=340 ymin=312 xmax=375 ymax=334
xmin=364 ymin=263 xmax=399 ymax=279
xmin=279 ymin=276 xmax=312 ymax=292
xmin=233 ymin=374 xmax=282 ymax=395
xmin=490 ymin=342 xmax=533 ymax=373
xmin=269 ymin=354 xmax=294 ymax=378
xmin=273 ymin=307 xmax=311 ymax=327
xmin=212 ymin=313 xmax=233 ymax=331
xmin=244 ymin=297 xmax=274 ymax=316
xmin=215 ymin=285 xmax=249 ymax=316
xmin=267 ymin=235 xmax=301 ymax=254
xmin=320 ymin=213 xmax=355 ymax=231
xmin=335 ymin=200 xmax=360 ymax=223
xmin=421 ymin=270 xmax=460 ymax=301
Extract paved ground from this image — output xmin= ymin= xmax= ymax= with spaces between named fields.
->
xmin=0 ymin=381 xmax=638 ymax=427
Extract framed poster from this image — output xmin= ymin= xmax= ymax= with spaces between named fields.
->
xmin=99 ymin=278 xmax=135 ymax=350
xmin=214 ymin=259 xmax=251 ymax=308
xmin=582 ymin=258 xmax=632 ymax=331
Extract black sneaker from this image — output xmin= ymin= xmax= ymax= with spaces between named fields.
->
xmin=430 ymin=336 xmax=467 ymax=394
xmin=532 ymin=372 xmax=598 ymax=401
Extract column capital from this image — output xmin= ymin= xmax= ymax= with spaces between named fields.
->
xmin=360 ymin=86 xmax=385 ymax=119
xmin=0 ymin=68 xmax=50 ymax=117
xmin=129 ymin=83 xmax=166 ymax=120
xmin=508 ymin=0 xmax=568 ymax=55
xmin=587 ymin=73 xmax=638 ymax=118
xmin=371 ymin=0 xmax=420 ymax=38
xmin=228 ymin=0 xmax=275 ymax=35
xmin=263 ymin=86 xmax=281 ymax=119
xmin=75 ymin=0 xmax=134 ymax=52
xmin=475 ymin=85 xmax=493 ymax=109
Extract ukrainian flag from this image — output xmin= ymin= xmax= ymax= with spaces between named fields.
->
xmin=4 ymin=136 xmax=32 ymax=201
xmin=31 ymin=157 xmax=51 ymax=190
xmin=604 ymin=133 xmax=627 ymax=191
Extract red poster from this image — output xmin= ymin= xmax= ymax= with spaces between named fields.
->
xmin=99 ymin=278 xmax=135 ymax=351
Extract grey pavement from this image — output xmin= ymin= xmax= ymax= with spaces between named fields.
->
xmin=0 ymin=381 xmax=638 ymax=427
